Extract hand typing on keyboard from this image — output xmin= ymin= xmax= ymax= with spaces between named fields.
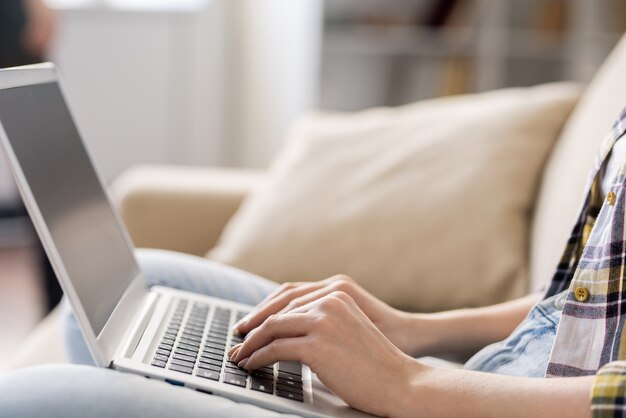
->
xmin=228 ymin=288 xmax=418 ymax=418
xmin=233 ymin=275 xmax=421 ymax=356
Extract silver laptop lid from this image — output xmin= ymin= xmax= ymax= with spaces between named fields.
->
xmin=0 ymin=63 xmax=148 ymax=366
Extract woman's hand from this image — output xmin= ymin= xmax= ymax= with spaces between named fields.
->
xmin=234 ymin=274 xmax=418 ymax=354
xmin=229 ymin=291 xmax=421 ymax=417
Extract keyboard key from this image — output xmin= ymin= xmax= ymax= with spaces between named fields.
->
xmin=151 ymin=359 xmax=167 ymax=368
xmin=198 ymin=361 xmax=221 ymax=371
xmin=203 ymin=347 xmax=225 ymax=356
xmin=277 ymin=371 xmax=302 ymax=383
xmin=201 ymin=353 xmax=224 ymax=362
xmin=276 ymin=389 xmax=303 ymax=402
xmin=179 ymin=337 xmax=201 ymax=346
xmin=204 ymin=342 xmax=225 ymax=351
xmin=185 ymin=325 xmax=205 ymax=333
xmin=175 ymin=347 xmax=197 ymax=357
xmin=277 ymin=382 xmax=303 ymax=395
xmin=178 ymin=342 xmax=200 ymax=352
xmin=181 ymin=334 xmax=202 ymax=343
xmin=277 ymin=378 xmax=300 ymax=389
xmin=171 ymin=358 xmax=195 ymax=369
xmin=159 ymin=342 xmax=173 ymax=350
xmin=153 ymin=354 xmax=169 ymax=362
xmin=223 ymin=373 xmax=246 ymax=387
xmin=250 ymin=377 xmax=273 ymax=394
xmin=199 ymin=358 xmax=222 ymax=368
xmin=211 ymin=325 xmax=229 ymax=332
xmin=260 ymin=365 xmax=275 ymax=373
xmin=206 ymin=336 xmax=227 ymax=344
xmin=251 ymin=370 xmax=274 ymax=380
xmin=169 ymin=364 xmax=193 ymax=374
xmin=173 ymin=354 xmax=196 ymax=364
xmin=156 ymin=348 xmax=171 ymax=357
xmin=196 ymin=369 xmax=220 ymax=381
xmin=278 ymin=361 xmax=301 ymax=376
xmin=224 ymin=366 xmax=247 ymax=377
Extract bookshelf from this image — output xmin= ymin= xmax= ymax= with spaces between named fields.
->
xmin=319 ymin=0 xmax=626 ymax=111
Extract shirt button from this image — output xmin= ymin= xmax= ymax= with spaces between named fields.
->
xmin=574 ymin=287 xmax=590 ymax=302
xmin=606 ymin=191 xmax=617 ymax=205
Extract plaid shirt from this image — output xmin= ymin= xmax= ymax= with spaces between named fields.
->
xmin=542 ymin=108 xmax=626 ymax=417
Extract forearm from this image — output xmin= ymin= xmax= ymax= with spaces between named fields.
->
xmin=399 ymin=293 xmax=541 ymax=358
xmin=390 ymin=364 xmax=592 ymax=418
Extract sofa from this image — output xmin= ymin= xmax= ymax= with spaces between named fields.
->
xmin=4 ymin=34 xmax=626 ymax=372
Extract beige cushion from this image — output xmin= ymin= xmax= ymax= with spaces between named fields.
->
xmin=530 ymin=35 xmax=626 ymax=291
xmin=209 ymin=83 xmax=581 ymax=311
xmin=112 ymin=166 xmax=264 ymax=256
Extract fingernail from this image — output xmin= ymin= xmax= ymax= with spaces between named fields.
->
xmin=228 ymin=344 xmax=242 ymax=358
xmin=233 ymin=315 xmax=250 ymax=330
xmin=238 ymin=357 xmax=249 ymax=369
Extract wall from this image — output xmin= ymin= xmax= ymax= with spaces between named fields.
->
xmin=223 ymin=0 xmax=324 ymax=168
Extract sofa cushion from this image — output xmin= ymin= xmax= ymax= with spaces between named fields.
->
xmin=209 ymin=83 xmax=580 ymax=311
xmin=530 ymin=35 xmax=626 ymax=291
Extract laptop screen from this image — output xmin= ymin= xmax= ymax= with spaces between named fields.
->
xmin=0 ymin=81 xmax=139 ymax=335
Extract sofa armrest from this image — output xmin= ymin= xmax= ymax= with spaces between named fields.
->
xmin=111 ymin=165 xmax=264 ymax=256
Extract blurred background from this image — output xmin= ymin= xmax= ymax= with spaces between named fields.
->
xmin=0 ymin=0 xmax=625 ymax=368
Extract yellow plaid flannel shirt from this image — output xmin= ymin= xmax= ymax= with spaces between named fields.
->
xmin=542 ymin=109 xmax=626 ymax=416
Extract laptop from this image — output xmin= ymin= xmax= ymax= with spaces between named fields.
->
xmin=0 ymin=63 xmax=371 ymax=418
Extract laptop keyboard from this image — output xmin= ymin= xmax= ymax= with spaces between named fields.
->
xmin=151 ymin=300 xmax=304 ymax=402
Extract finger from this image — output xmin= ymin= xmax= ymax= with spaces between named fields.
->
xmin=232 ymin=283 xmax=301 ymax=331
xmin=234 ymin=276 xmax=348 ymax=331
xmin=277 ymin=285 xmax=349 ymax=315
xmin=235 ymin=282 xmax=325 ymax=334
xmin=228 ymin=343 xmax=242 ymax=359
xmin=257 ymin=283 xmax=303 ymax=307
xmin=231 ymin=313 xmax=315 ymax=363
xmin=243 ymin=337 xmax=309 ymax=371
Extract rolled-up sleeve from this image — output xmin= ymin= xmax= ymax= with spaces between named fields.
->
xmin=591 ymin=361 xmax=626 ymax=417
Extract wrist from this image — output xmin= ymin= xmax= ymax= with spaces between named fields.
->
xmin=394 ymin=312 xmax=445 ymax=357
xmin=384 ymin=358 xmax=432 ymax=418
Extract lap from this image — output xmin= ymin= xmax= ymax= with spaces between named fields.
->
xmin=0 ymin=365 xmax=300 ymax=418
xmin=136 ymin=248 xmax=278 ymax=306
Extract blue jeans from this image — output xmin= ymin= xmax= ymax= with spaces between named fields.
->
xmin=464 ymin=290 xmax=565 ymax=377
xmin=0 ymin=249 xmax=304 ymax=418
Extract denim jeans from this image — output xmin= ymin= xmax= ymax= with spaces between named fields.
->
xmin=464 ymin=290 xmax=566 ymax=377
